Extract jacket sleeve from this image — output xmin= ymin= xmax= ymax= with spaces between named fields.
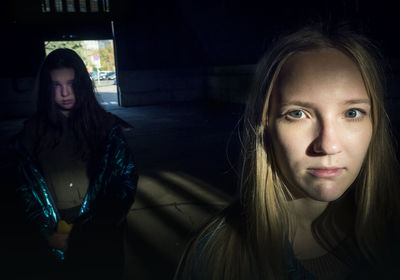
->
xmin=14 ymin=139 xmax=59 ymax=240
xmin=77 ymin=125 xmax=138 ymax=226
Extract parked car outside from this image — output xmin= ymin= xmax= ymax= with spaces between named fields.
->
xmin=106 ymin=72 xmax=116 ymax=80
xmin=90 ymin=71 xmax=114 ymax=81
xmin=99 ymin=71 xmax=110 ymax=80
xmin=89 ymin=72 xmax=100 ymax=80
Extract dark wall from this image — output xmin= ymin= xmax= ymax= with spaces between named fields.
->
xmin=113 ymin=0 xmax=399 ymax=69
xmin=1 ymin=0 xmax=399 ymax=74
xmin=0 ymin=0 xmax=399 ymax=116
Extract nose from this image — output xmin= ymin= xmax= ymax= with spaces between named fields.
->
xmin=60 ymin=85 xmax=72 ymax=97
xmin=310 ymin=119 xmax=342 ymax=155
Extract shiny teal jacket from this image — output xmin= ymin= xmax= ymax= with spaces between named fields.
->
xmin=15 ymin=125 xmax=137 ymax=260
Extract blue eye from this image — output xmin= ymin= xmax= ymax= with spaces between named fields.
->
xmin=345 ymin=109 xmax=362 ymax=118
xmin=287 ymin=110 xmax=305 ymax=119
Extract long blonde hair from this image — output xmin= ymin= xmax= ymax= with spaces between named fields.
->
xmin=175 ymin=23 xmax=400 ymax=280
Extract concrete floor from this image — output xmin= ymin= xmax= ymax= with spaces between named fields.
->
xmin=0 ymin=100 xmax=244 ymax=279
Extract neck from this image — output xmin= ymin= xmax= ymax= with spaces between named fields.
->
xmin=288 ymin=198 xmax=330 ymax=259
xmin=288 ymin=198 xmax=328 ymax=226
xmin=60 ymin=110 xmax=70 ymax=117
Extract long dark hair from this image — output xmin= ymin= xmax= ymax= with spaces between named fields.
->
xmin=33 ymin=48 xmax=113 ymax=166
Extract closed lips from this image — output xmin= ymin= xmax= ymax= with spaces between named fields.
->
xmin=307 ymin=167 xmax=344 ymax=178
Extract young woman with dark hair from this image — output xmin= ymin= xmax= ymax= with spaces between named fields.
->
xmin=15 ymin=48 xmax=137 ymax=279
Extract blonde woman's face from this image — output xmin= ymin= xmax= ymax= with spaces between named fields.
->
xmin=268 ymin=49 xmax=372 ymax=202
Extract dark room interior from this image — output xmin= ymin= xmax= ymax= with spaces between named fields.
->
xmin=1 ymin=0 xmax=399 ymax=279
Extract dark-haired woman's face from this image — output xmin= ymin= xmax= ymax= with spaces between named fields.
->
xmin=268 ymin=49 xmax=372 ymax=202
xmin=50 ymin=67 xmax=76 ymax=116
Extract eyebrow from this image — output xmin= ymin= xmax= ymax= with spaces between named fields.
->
xmin=281 ymin=99 xmax=370 ymax=107
xmin=51 ymin=79 xmax=75 ymax=83
xmin=342 ymin=99 xmax=370 ymax=106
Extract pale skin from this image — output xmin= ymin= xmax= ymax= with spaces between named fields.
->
xmin=268 ymin=49 xmax=373 ymax=259
xmin=47 ymin=67 xmax=77 ymax=251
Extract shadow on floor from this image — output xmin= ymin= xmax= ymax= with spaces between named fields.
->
xmin=0 ymin=100 xmax=244 ymax=279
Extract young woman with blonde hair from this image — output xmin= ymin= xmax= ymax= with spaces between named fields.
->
xmin=175 ymin=23 xmax=400 ymax=279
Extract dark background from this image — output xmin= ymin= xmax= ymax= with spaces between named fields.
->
xmin=1 ymin=0 xmax=399 ymax=118
xmin=0 ymin=1 xmax=399 ymax=279
xmin=1 ymin=0 xmax=399 ymax=76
